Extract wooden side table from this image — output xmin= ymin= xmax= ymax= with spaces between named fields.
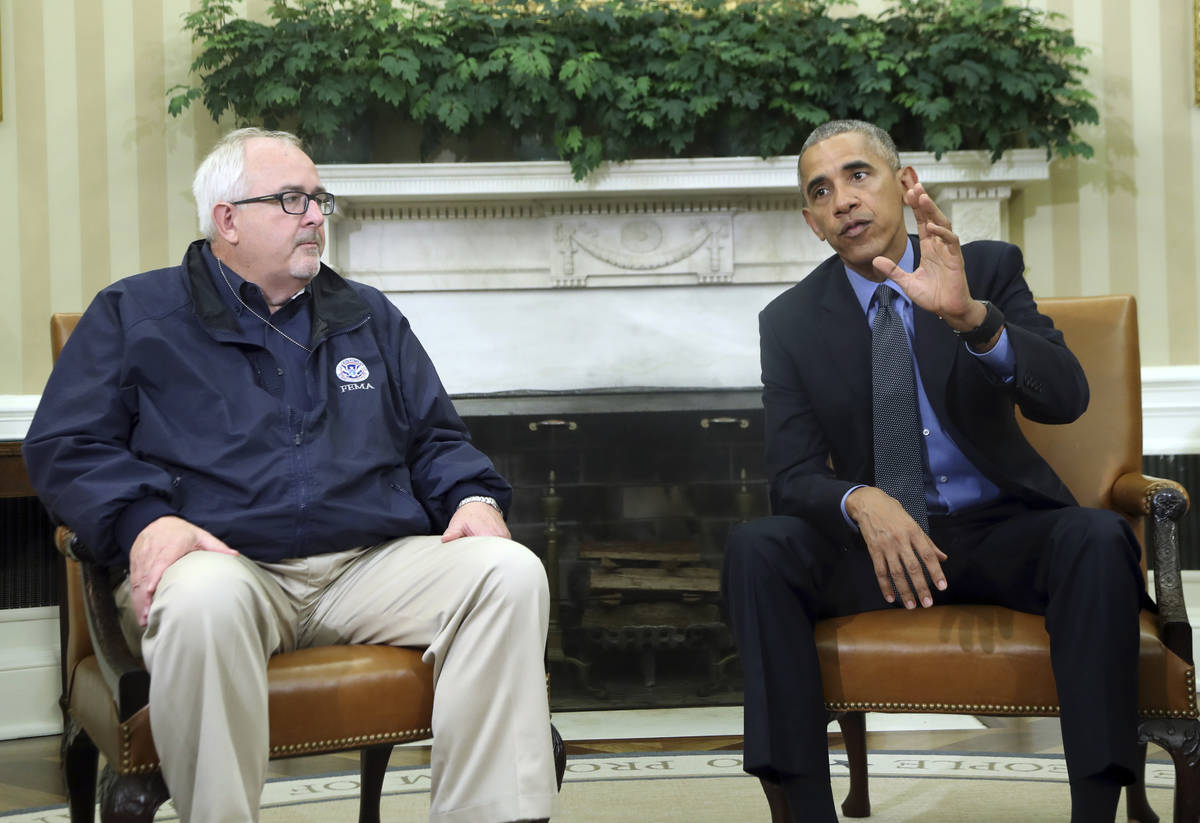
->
xmin=0 ymin=441 xmax=35 ymax=499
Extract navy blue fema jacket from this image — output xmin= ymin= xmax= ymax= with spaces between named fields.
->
xmin=23 ymin=240 xmax=511 ymax=568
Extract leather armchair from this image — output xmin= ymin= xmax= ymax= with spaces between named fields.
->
xmin=759 ymin=296 xmax=1196 ymax=823
xmin=48 ymin=312 xmax=567 ymax=823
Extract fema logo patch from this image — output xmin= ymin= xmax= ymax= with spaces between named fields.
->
xmin=335 ymin=357 xmax=369 ymax=383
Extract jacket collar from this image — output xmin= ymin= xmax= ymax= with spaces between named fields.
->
xmin=183 ymin=239 xmax=370 ymax=347
xmin=817 ymin=256 xmax=871 ymax=409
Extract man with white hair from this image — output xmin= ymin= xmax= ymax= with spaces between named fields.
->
xmin=24 ymin=128 xmax=557 ymax=823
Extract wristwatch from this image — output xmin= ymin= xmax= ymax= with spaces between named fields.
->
xmin=457 ymin=495 xmax=502 ymax=513
xmin=954 ymin=300 xmax=1005 ymax=347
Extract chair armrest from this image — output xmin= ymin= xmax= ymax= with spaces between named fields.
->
xmin=54 ymin=527 xmax=151 ymax=721
xmin=53 ymin=524 xmax=89 ymax=563
xmin=1111 ymin=473 xmax=1193 ymax=663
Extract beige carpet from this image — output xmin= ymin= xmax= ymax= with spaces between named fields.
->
xmin=252 ymin=776 xmax=1172 ymax=822
xmin=0 ymin=752 xmax=1177 ymax=821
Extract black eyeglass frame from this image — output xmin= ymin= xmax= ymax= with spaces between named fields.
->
xmin=231 ymin=191 xmax=336 ymax=216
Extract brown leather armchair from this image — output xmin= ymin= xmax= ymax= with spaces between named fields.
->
xmin=758 ymin=295 xmax=1196 ymax=823
xmin=48 ymin=312 xmax=566 ymax=823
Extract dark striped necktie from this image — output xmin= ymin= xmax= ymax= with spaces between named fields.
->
xmin=871 ymin=284 xmax=930 ymax=533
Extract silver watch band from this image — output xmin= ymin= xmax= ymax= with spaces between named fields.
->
xmin=456 ymin=495 xmax=502 ymax=513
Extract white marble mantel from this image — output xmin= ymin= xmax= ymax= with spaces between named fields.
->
xmin=313 ymin=151 xmax=1048 ymax=396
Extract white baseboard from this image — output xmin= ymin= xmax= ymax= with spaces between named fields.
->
xmin=0 ymin=607 xmax=62 ymax=740
xmin=1142 ymin=366 xmax=1200 ymax=455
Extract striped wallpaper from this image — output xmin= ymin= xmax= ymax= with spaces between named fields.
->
xmin=0 ymin=0 xmax=1197 ymax=394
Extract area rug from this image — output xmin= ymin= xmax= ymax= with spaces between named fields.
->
xmin=2 ymin=751 xmax=1176 ymax=822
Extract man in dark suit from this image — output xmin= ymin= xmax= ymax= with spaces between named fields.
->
xmin=722 ymin=119 xmax=1145 ymax=822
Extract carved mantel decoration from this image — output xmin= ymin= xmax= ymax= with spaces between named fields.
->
xmin=552 ymin=213 xmax=733 ymax=288
xmin=319 ymin=151 xmax=1050 ymax=295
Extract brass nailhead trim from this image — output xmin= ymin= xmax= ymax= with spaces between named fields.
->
xmin=121 ymin=722 xmax=160 ymax=774
xmin=1187 ymin=668 xmax=1199 ymax=718
xmin=269 ymin=728 xmax=433 ymax=757
xmin=119 ymin=722 xmax=434 ymax=774
xmin=825 ymin=668 xmax=1200 ymax=721
xmin=825 ymin=701 xmax=1061 ymax=715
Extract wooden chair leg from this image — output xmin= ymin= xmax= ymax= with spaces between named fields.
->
xmin=358 ymin=743 xmax=393 ymax=823
xmin=60 ymin=716 xmax=99 ymax=823
xmin=1124 ymin=741 xmax=1159 ymax=823
xmin=837 ymin=711 xmax=871 ymax=818
xmin=1138 ymin=717 xmax=1200 ymax=823
xmin=759 ymin=777 xmax=791 ymax=823
xmin=552 ymin=722 xmax=566 ymax=790
xmin=97 ymin=764 xmax=168 ymax=823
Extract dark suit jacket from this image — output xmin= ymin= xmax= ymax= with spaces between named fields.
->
xmin=759 ymin=237 xmax=1088 ymax=550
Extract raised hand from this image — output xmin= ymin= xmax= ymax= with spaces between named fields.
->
xmin=871 ymin=182 xmax=986 ymax=333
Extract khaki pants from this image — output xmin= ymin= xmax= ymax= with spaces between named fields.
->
xmin=116 ymin=535 xmax=557 ymax=823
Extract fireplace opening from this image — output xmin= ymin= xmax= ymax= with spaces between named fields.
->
xmin=462 ymin=390 xmax=767 ymax=710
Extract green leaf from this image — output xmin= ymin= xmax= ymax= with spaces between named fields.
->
xmin=370 ymin=75 xmax=408 ymax=107
xmin=559 ymin=126 xmax=584 ymax=153
xmin=689 ymin=95 xmax=720 ymax=117
xmin=379 ymin=50 xmax=421 ymax=84
xmin=168 ymin=0 xmax=1096 ymax=174
xmin=437 ymin=98 xmax=471 ymax=133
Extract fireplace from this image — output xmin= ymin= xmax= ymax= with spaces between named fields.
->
xmin=458 ymin=390 xmax=766 ymax=708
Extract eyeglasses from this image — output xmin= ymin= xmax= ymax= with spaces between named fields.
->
xmin=231 ymin=191 xmax=336 ymax=216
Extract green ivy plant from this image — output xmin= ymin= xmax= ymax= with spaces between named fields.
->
xmin=168 ymin=0 xmax=1098 ymax=180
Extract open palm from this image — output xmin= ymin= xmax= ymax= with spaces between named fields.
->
xmin=873 ymin=183 xmax=975 ymax=325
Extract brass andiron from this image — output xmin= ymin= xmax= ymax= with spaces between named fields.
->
xmin=532 ymin=423 xmax=605 ymax=699
xmin=699 ymin=416 xmax=752 ymax=692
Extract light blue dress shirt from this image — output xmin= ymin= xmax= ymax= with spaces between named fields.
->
xmin=839 ymin=239 xmax=1012 ymax=524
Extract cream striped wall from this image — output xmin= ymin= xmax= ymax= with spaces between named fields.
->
xmin=0 ymin=0 xmax=266 ymax=395
xmin=0 ymin=0 xmax=1198 ymax=394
